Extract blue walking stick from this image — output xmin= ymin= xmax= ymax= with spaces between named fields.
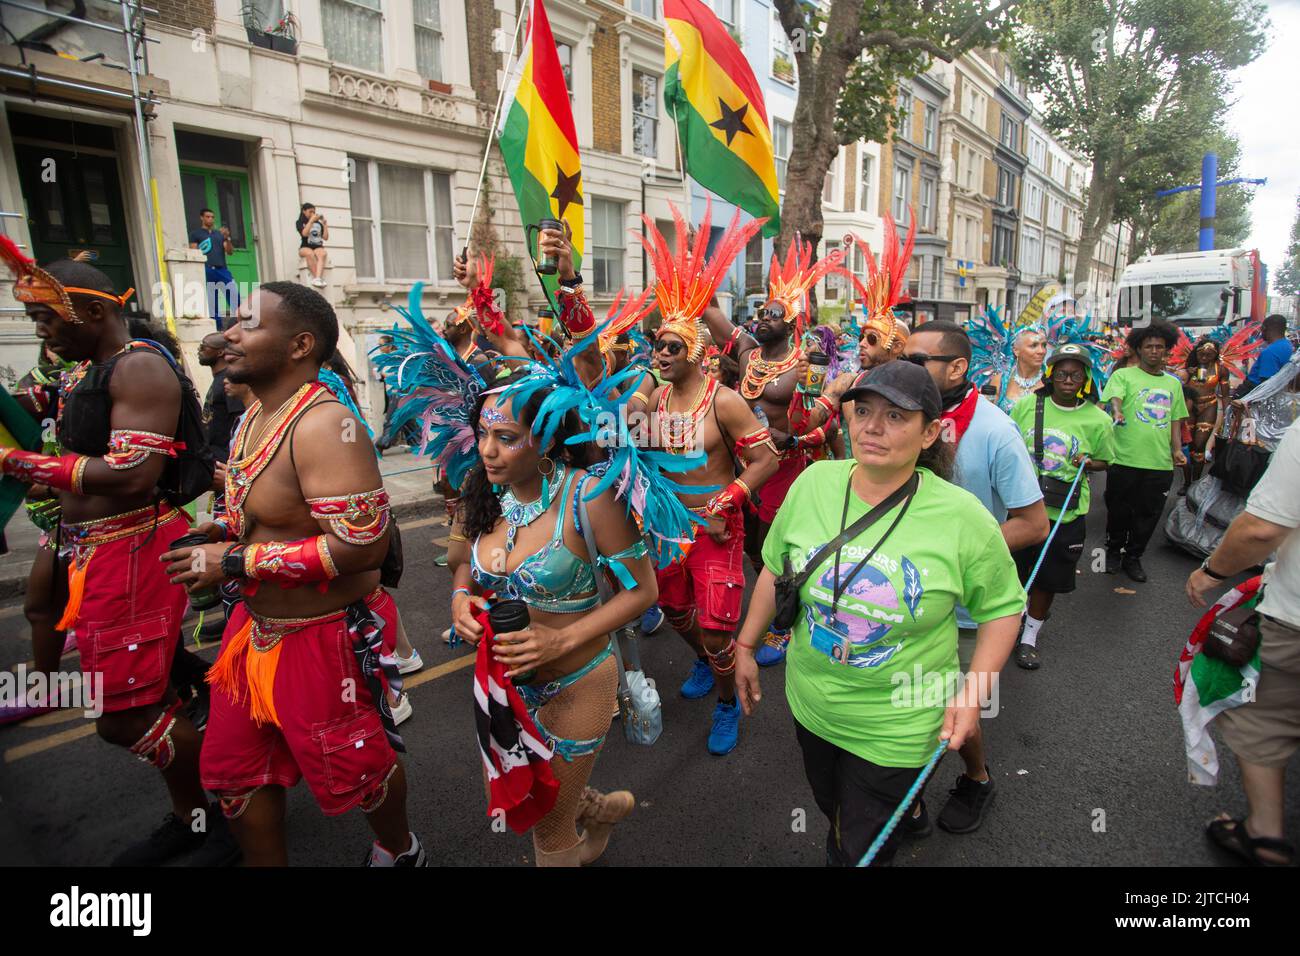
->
xmin=857 ymin=741 xmax=949 ymax=867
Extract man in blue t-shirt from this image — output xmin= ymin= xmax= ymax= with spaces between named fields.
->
xmin=1237 ymin=314 xmax=1294 ymax=395
xmin=905 ymin=321 xmax=1047 ymax=837
xmin=188 ymin=207 xmax=237 ymax=329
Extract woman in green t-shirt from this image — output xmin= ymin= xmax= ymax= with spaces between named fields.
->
xmin=734 ymin=362 xmax=1024 ymax=867
xmin=1007 ymin=344 xmax=1114 ymax=670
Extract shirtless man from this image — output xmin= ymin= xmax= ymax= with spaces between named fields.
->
xmin=647 ymin=313 xmax=777 ymax=756
xmin=700 ymin=240 xmax=847 ymax=570
xmin=163 ymin=282 xmax=425 ymax=866
xmin=0 ymin=255 xmax=216 ymax=865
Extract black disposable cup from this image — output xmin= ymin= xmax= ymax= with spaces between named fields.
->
xmin=170 ymin=531 xmax=222 ymax=612
xmin=489 ymin=599 xmax=534 ymax=683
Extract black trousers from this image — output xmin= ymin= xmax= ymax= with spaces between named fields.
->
xmin=794 ymin=719 xmax=919 ymax=867
xmin=1103 ymin=464 xmax=1174 ymax=559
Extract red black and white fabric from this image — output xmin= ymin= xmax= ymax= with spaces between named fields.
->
xmin=472 ymin=604 xmax=559 ymax=833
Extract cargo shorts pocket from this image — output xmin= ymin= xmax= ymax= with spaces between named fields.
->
xmin=86 ymin=612 xmax=173 ymax=701
xmin=704 ymin=561 xmax=744 ymax=629
xmin=316 ymin=710 xmax=391 ymax=797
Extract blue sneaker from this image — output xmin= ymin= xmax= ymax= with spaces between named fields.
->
xmin=755 ymin=632 xmax=789 ymax=667
xmin=707 ymin=698 xmax=741 ymax=755
xmin=679 ymin=658 xmax=715 ymax=699
xmin=641 ymin=604 xmax=665 ymax=635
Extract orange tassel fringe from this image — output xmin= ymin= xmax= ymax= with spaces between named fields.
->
xmin=56 ymin=553 xmax=92 ymax=631
xmin=207 ymin=616 xmax=283 ymax=727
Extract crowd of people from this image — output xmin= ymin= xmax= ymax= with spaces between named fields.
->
xmin=0 ymin=200 xmax=1297 ymax=869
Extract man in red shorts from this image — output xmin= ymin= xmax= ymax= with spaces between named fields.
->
xmin=699 ymin=238 xmax=849 ymax=573
xmin=640 ymin=212 xmax=778 ymax=755
xmin=0 ymin=251 xmax=215 ymax=865
xmin=163 ymin=282 xmax=424 ymax=866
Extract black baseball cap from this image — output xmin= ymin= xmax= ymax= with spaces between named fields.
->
xmin=841 ymin=360 xmax=943 ymax=420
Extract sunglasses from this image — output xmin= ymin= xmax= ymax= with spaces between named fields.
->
xmin=1051 ymin=367 xmax=1087 ymax=382
xmin=653 ymin=339 xmax=685 ymax=356
xmin=902 ymin=352 xmax=962 ymax=366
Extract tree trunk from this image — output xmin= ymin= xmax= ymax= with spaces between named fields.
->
xmin=1073 ymin=155 xmax=1116 ymax=304
xmin=774 ymin=0 xmax=862 ymax=261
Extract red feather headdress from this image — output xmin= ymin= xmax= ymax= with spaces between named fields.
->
xmin=846 ymin=213 xmax=916 ymax=358
xmin=762 ymin=235 xmax=850 ymax=342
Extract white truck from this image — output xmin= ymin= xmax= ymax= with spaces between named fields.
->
xmin=1112 ymin=247 xmax=1265 ymax=337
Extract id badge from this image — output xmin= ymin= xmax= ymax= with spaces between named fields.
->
xmin=810 ymin=619 xmax=851 ymax=665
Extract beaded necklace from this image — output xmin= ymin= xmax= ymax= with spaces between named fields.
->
xmin=656 ymin=376 xmax=717 ymax=453
xmin=500 ymin=462 xmax=567 ymax=552
xmin=740 ymin=343 xmax=801 ymax=400
xmin=225 ymin=381 xmax=324 ymax=539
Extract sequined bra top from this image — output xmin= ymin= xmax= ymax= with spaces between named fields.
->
xmin=470 ymin=470 xmax=648 ymax=614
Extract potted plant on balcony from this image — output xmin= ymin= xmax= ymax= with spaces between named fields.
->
xmin=242 ymin=4 xmax=298 ymax=55
xmin=772 ymin=53 xmax=794 ymax=83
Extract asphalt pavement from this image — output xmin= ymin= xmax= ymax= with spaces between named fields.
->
xmin=1 ymin=474 xmax=1296 ymax=867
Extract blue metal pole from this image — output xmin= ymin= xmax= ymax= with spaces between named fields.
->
xmin=1199 ymin=152 xmax=1217 ymax=251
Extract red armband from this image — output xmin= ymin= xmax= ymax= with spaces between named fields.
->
xmin=721 ymin=326 xmax=742 ymax=357
xmin=0 ymin=448 xmax=89 ymax=494
xmin=557 ymin=284 xmax=596 ymax=339
xmin=470 ymin=281 xmax=506 ymax=338
xmin=307 ymin=488 xmax=391 ymax=545
xmin=734 ymin=426 xmax=778 ymax=459
xmin=796 ymin=426 xmax=827 ymax=449
xmin=242 ymin=537 xmax=340 ymax=591
xmin=704 ymin=479 xmax=751 ymax=518
xmin=787 ymin=390 xmax=813 ymax=434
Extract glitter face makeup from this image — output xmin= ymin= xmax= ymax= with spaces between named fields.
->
xmin=478 ymin=404 xmax=528 ymax=450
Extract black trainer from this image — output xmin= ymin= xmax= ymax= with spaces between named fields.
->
xmin=185 ymin=804 xmax=242 ymax=867
xmin=1015 ymin=643 xmax=1041 ymax=670
xmin=110 ymin=813 xmax=208 ymax=866
xmin=1104 ymin=550 xmax=1122 ymax=574
xmin=901 ymin=798 xmax=933 ymax=838
xmin=937 ymin=769 xmax=996 ymax=835
xmin=1122 ymin=557 xmax=1148 ymax=583
xmin=363 ymin=832 xmax=428 ymax=867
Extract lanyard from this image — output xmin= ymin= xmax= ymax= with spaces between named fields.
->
xmin=829 ymin=468 xmax=917 ymax=617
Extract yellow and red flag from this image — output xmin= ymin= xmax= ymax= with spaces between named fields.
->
xmin=664 ymin=0 xmax=780 ymax=237
xmin=496 ymin=0 xmax=583 ymax=278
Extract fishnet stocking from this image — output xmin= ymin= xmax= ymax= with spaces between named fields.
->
xmin=532 ymin=653 xmax=618 ymax=851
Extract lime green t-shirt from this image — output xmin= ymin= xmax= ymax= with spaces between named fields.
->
xmin=761 ymin=461 xmax=1026 ymax=768
xmin=1099 ymin=366 xmax=1188 ymax=470
xmin=1009 ymin=395 xmax=1115 ymax=522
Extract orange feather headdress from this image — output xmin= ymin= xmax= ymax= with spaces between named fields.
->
xmin=846 ymin=213 xmax=916 ymax=359
xmin=761 ymin=236 xmax=850 ymax=341
xmin=638 ymin=199 xmax=766 ymax=362
xmin=598 ymin=285 xmax=656 ymax=356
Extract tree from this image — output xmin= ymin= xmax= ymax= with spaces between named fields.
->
xmin=772 ymin=0 xmax=1018 ymax=258
xmin=1275 ymin=193 xmax=1300 ymax=298
xmin=1015 ymin=0 xmax=1267 ymax=298
xmin=1126 ymin=135 xmax=1255 ymax=256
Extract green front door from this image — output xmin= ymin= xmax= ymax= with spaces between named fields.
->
xmin=15 ymin=144 xmax=137 ymax=298
xmin=179 ymin=166 xmax=259 ymax=293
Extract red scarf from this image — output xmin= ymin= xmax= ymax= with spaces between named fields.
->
xmin=472 ymin=605 xmax=559 ymax=834
xmin=941 ymin=385 xmax=981 ymax=447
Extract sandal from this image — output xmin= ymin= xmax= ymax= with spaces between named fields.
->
xmin=1206 ymin=816 xmax=1295 ymax=866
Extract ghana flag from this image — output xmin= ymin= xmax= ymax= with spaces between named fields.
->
xmin=664 ymin=0 xmax=780 ymax=237
xmin=496 ymin=0 xmax=583 ymax=282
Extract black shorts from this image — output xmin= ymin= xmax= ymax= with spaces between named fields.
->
xmin=1013 ymin=514 xmax=1087 ymax=594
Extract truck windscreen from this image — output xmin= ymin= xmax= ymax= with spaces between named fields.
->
xmin=1149 ymin=281 xmax=1228 ymax=326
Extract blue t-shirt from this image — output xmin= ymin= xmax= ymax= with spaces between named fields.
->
xmin=953 ymin=395 xmax=1043 ymax=629
xmin=1247 ymin=338 xmax=1294 ymax=386
xmin=189 ymin=227 xmax=228 ymax=269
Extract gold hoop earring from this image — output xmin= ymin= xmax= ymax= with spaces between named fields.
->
xmin=537 ymin=456 xmax=556 ymax=478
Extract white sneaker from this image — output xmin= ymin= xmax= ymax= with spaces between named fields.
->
xmin=395 ymin=648 xmax=423 ymax=675
xmin=312 ymin=277 xmax=326 ymax=287
xmin=391 ymin=693 xmax=413 ymax=726
xmin=441 ymin=626 xmax=453 ymax=645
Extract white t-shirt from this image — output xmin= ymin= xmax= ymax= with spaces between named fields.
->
xmin=1245 ymin=419 xmax=1300 ymax=629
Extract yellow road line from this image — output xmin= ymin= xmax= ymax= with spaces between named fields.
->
xmin=2 ymin=651 xmax=477 ymax=763
xmin=23 ymin=708 xmax=85 ymax=729
xmin=4 ymin=723 xmax=96 ymax=763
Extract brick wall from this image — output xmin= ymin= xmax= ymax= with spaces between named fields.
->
xmin=152 ymin=0 xmax=214 ymax=34
xmin=591 ymin=9 xmax=622 ymax=153
xmin=465 ymin=0 xmax=500 ymax=106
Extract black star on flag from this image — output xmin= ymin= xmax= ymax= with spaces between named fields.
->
xmin=550 ymin=165 xmax=583 ymax=220
xmin=709 ymin=98 xmax=753 ymax=147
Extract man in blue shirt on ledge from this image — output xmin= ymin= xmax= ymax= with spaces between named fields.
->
xmin=188 ymin=207 xmax=237 ymax=329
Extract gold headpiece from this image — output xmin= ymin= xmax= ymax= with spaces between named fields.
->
xmin=846 ymin=213 xmax=916 ymax=358
xmin=1 ymin=235 xmax=132 ymax=325
xmin=761 ymin=236 xmax=850 ymax=341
